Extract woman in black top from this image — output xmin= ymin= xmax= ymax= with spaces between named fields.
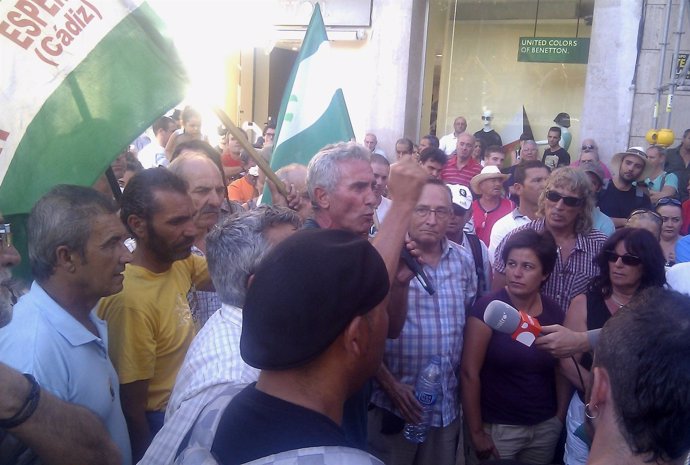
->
xmin=560 ymin=228 xmax=666 ymax=465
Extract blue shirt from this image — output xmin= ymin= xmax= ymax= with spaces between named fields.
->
xmin=371 ymin=240 xmax=477 ymax=427
xmin=0 ymin=282 xmax=131 ymax=465
xmin=676 ymin=235 xmax=690 ymax=263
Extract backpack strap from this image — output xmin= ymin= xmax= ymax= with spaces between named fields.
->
xmin=465 ymin=233 xmax=485 ymax=293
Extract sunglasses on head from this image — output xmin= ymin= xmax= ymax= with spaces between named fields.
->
xmin=628 ymin=209 xmax=663 ymax=224
xmin=605 ymin=250 xmax=642 ymax=266
xmin=581 ymin=144 xmax=596 ymax=151
xmin=655 ymin=197 xmax=681 ymax=208
xmin=545 ymin=190 xmax=585 ymax=207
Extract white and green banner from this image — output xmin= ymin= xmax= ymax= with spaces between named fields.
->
xmin=270 ymin=3 xmax=354 ymax=173
xmin=0 ymin=0 xmax=187 ymax=215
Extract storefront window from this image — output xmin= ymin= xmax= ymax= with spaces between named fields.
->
xmin=423 ymin=0 xmax=594 ymax=156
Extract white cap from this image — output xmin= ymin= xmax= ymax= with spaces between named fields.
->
xmin=448 ymin=184 xmax=473 ymax=210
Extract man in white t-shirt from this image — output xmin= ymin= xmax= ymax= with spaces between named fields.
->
xmin=439 ymin=116 xmax=467 ymax=155
xmin=489 ymin=160 xmax=549 ymax=263
xmin=137 ymin=116 xmax=177 ymax=168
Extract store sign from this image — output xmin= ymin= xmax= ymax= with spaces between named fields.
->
xmin=517 ymin=37 xmax=590 ymax=64
xmin=673 ymin=53 xmax=690 ymax=79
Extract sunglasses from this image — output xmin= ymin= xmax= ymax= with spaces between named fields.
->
xmin=655 ymin=197 xmax=681 ymax=208
xmin=628 ymin=209 xmax=663 ymax=224
xmin=545 ymin=190 xmax=585 ymax=207
xmin=581 ymin=144 xmax=596 ymax=151
xmin=481 ymin=116 xmax=492 ymax=121
xmin=605 ymin=250 xmax=642 ymax=266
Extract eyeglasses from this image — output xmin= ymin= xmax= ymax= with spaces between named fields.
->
xmin=655 ymin=197 xmax=681 ymax=208
xmin=413 ymin=206 xmax=452 ymax=220
xmin=605 ymin=250 xmax=642 ymax=266
xmin=581 ymin=145 xmax=596 ymax=151
xmin=481 ymin=116 xmax=492 ymax=121
xmin=545 ymin=190 xmax=585 ymax=207
xmin=0 ymin=223 xmax=11 ymax=249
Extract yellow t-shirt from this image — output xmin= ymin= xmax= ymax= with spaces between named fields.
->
xmin=98 ymin=255 xmax=210 ymax=412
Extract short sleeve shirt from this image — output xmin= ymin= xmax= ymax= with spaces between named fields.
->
xmin=98 ymin=255 xmax=210 ymax=412
xmin=492 ymin=219 xmax=607 ymax=312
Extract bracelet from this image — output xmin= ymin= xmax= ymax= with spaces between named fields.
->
xmin=0 ymin=373 xmax=41 ymax=429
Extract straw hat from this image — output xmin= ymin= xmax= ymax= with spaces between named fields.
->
xmin=470 ymin=165 xmax=509 ymax=194
xmin=611 ymin=147 xmax=653 ymax=182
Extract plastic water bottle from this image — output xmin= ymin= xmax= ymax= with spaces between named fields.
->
xmin=403 ymin=355 xmax=442 ymax=443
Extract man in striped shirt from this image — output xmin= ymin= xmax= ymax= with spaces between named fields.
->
xmin=492 ymin=167 xmax=607 ymax=313
xmin=440 ymin=132 xmax=483 ymax=188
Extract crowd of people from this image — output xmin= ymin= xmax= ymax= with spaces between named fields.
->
xmin=0 ymin=108 xmax=688 ymax=465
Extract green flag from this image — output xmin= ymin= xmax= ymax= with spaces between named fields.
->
xmin=0 ymin=0 xmax=187 ymax=216
xmin=270 ymin=3 xmax=354 ymax=173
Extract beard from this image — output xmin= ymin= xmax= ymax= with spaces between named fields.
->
xmin=146 ymin=223 xmax=193 ymax=263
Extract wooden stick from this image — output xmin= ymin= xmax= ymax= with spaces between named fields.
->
xmin=213 ymin=107 xmax=288 ymax=197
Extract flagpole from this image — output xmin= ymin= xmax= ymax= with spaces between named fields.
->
xmin=213 ymin=107 xmax=289 ymax=197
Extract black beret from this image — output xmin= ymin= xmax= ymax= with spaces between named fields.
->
xmin=241 ymin=228 xmax=390 ymax=370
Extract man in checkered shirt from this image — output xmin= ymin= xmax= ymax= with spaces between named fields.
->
xmin=368 ymin=178 xmax=477 ymax=465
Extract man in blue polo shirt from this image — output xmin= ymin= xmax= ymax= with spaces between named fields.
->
xmin=0 ymin=185 xmax=133 ymax=465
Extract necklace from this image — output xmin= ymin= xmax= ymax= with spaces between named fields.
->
xmin=609 ymin=294 xmax=629 ymax=308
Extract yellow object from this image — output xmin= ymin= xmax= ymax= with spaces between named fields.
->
xmin=98 ymin=255 xmax=209 ymax=411
xmin=645 ymin=128 xmax=675 ymax=147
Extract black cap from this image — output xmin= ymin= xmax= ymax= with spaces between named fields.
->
xmin=240 ymin=229 xmax=390 ymax=370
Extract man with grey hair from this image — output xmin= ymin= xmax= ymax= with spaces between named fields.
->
xmin=0 ymin=186 xmax=133 ymax=464
xmin=0 ymin=213 xmax=123 ymax=465
xmin=364 ymin=132 xmax=386 ymax=158
xmin=169 ymin=144 xmax=226 ymax=328
xmin=304 ymin=141 xmax=428 ymax=449
xmin=140 ymin=205 xmax=301 ymax=465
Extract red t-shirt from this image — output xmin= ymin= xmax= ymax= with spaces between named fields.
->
xmin=472 ymin=197 xmax=514 ymax=246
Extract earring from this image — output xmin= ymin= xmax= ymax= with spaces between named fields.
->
xmin=585 ymin=403 xmax=599 ymax=420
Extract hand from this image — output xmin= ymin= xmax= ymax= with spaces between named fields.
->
xmin=265 ymin=178 xmax=289 ymax=208
xmin=395 ymin=238 xmax=423 ymax=285
xmin=471 ymin=430 xmax=500 ymax=462
xmin=387 ymin=158 xmax=427 ymax=206
xmin=285 ymin=183 xmax=303 ymax=211
xmin=534 ymin=324 xmax=588 ymax=358
xmin=384 ymin=380 xmax=423 ymax=424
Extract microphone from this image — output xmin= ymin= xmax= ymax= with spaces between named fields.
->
xmin=401 ymin=247 xmax=435 ymax=295
xmin=483 ymin=300 xmax=541 ymax=347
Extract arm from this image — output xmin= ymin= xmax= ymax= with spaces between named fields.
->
xmin=0 ymin=363 xmax=121 ymax=465
xmin=558 ymin=294 xmax=591 ymax=390
xmin=460 ymin=316 xmax=499 ymax=461
xmin=164 ymin=131 xmax=178 ymax=160
xmin=387 ymin=276 xmax=411 ymax=339
xmin=120 ymin=380 xmax=150 ymax=463
xmin=649 ymin=184 xmax=678 ymax=203
xmin=371 ymin=159 xmax=427 ymax=338
xmin=534 ymin=324 xmax=592 ymax=358
xmin=374 ymin=363 xmax=422 ymax=424
xmin=611 ymin=217 xmax=628 ymax=228
xmin=555 ymin=368 xmax=573 ymax=423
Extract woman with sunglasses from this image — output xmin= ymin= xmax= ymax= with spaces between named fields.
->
xmin=462 ymin=229 xmax=569 ymax=464
xmin=560 ymin=228 xmax=666 ymax=465
xmin=655 ymin=197 xmax=683 ymax=266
